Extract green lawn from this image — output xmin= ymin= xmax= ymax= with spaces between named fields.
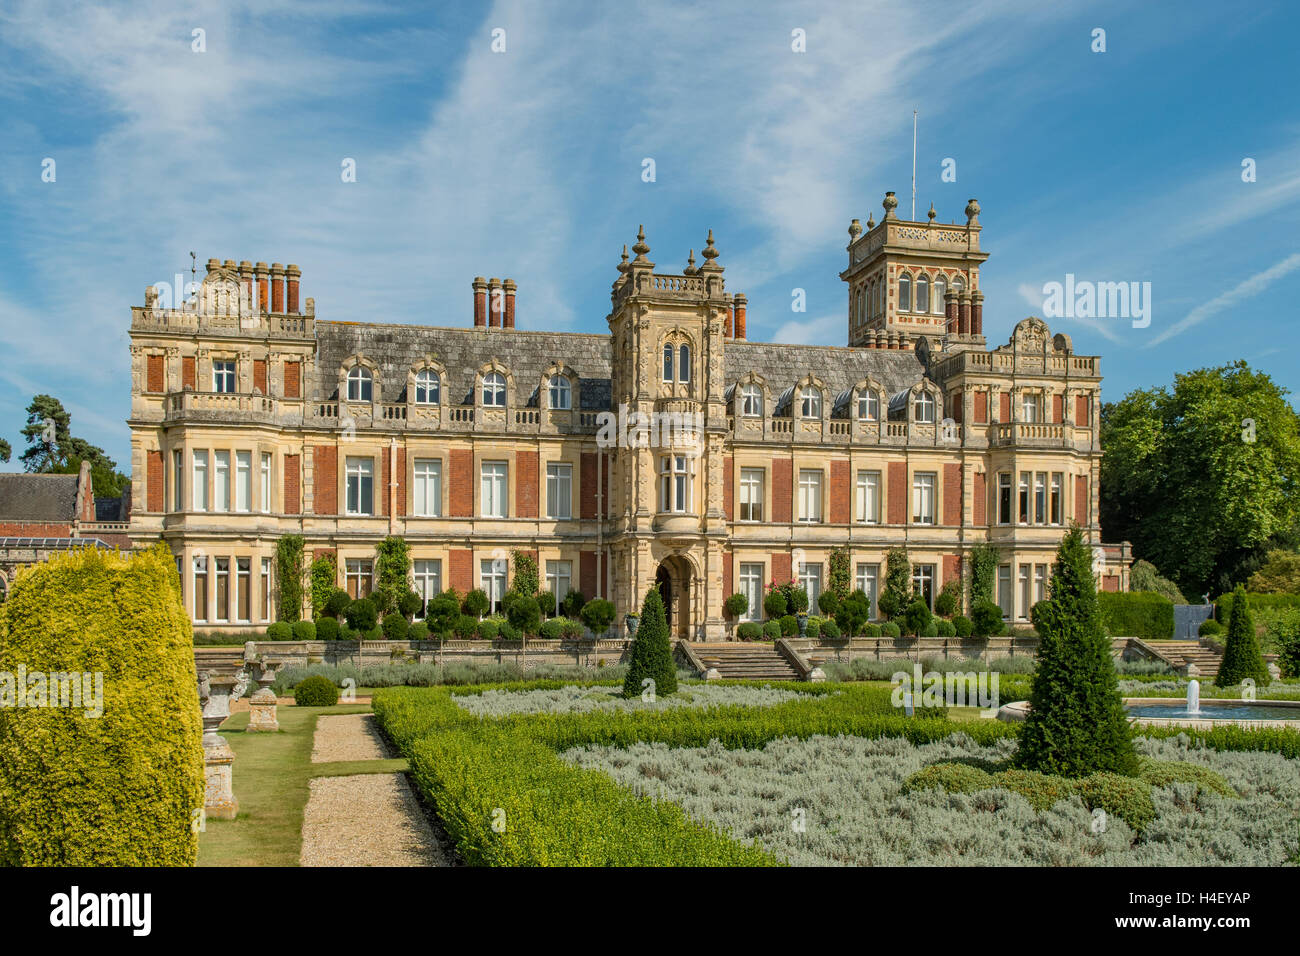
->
xmin=197 ymin=702 xmax=382 ymax=867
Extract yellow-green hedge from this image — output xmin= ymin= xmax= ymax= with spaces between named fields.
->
xmin=0 ymin=544 xmax=204 ymax=865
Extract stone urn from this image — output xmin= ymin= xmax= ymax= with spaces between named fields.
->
xmin=246 ymin=656 xmax=281 ymax=733
xmin=797 ymin=613 xmax=809 ymax=638
xmin=625 ymin=613 xmax=640 ymax=638
xmin=198 ymin=673 xmax=239 ymax=820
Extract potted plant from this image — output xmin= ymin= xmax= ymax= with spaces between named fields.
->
xmin=625 ymin=612 xmax=640 ymax=638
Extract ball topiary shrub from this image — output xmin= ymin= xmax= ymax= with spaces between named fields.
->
xmin=324 ymin=587 xmax=351 ymax=619
xmin=817 ymin=590 xmax=840 ymax=617
xmin=862 ymin=622 xmax=882 ymax=638
xmin=462 ymin=589 xmax=491 ymax=619
xmin=344 ymin=597 xmax=378 ymax=632
xmin=540 ymin=619 xmax=563 ymax=639
xmin=507 ymin=595 xmax=542 ymax=636
xmin=953 ymin=614 xmax=973 ymax=638
xmin=820 ymin=619 xmax=842 ymax=640
xmin=936 ymin=619 xmax=956 ymax=638
xmin=455 ymin=615 xmax=480 ymax=639
xmin=407 ymin=620 xmax=429 ymax=641
xmin=315 ymin=616 xmax=340 ymax=641
xmin=779 ymin=614 xmax=798 ymax=637
xmin=904 ymin=598 xmax=932 ymax=637
xmin=478 ymin=619 xmax=500 ymax=641
xmin=536 ymin=590 xmax=556 ymax=619
xmin=971 ymin=600 xmax=1004 ymax=638
xmin=1198 ymin=618 xmax=1223 ymax=637
xmin=881 ymin=621 xmax=901 ymax=638
xmin=724 ymin=592 xmax=749 ymax=620
xmin=398 ymin=590 xmax=422 ymax=619
xmin=292 ymin=620 xmax=316 ymax=641
xmin=805 ymin=618 xmax=822 ymax=639
xmin=737 ymin=622 xmax=762 ymax=641
xmin=381 ymin=613 xmax=409 ymax=641
xmin=623 ymin=587 xmax=677 ymax=698
xmin=0 ymin=545 xmax=204 ymax=865
xmin=561 ymin=589 xmax=586 ymax=618
xmin=579 ymin=598 xmax=616 ymax=636
xmin=762 ymin=621 xmax=782 ymax=640
xmin=293 ymin=674 xmax=339 ymax=707
xmin=267 ymin=621 xmax=293 ymax=641
xmin=764 ymin=589 xmax=788 ymax=619
xmin=920 ymin=620 xmax=939 ymax=638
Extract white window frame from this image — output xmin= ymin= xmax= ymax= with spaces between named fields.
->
xmin=235 ymin=451 xmax=251 ymax=513
xmin=260 ymin=452 xmax=271 ymax=514
xmin=998 ymin=472 xmax=1012 ymax=525
xmin=172 ymin=449 xmax=183 ymax=512
xmin=481 ymin=372 xmax=506 ymax=407
xmin=480 ymin=558 xmax=507 ymax=614
xmin=741 ymin=385 xmax=762 ymax=417
xmin=345 ymin=457 xmax=374 ymax=516
xmin=800 ymin=562 xmax=823 ymax=611
xmin=856 ymin=470 xmax=880 ymax=524
xmin=260 ymin=557 xmax=272 ymax=622
xmin=899 ymin=275 xmax=912 ymax=312
xmin=658 ymin=455 xmax=693 ymax=514
xmin=415 ymin=369 xmax=440 ymax=405
xmin=855 ymin=563 xmax=879 ymax=619
xmin=1018 ymin=564 xmax=1032 ymax=621
xmin=214 ymin=558 xmax=229 ymax=623
xmin=193 ymin=555 xmax=208 ymax=622
xmin=213 ymin=360 xmax=235 ymax=393
xmin=192 ymin=450 xmax=208 ymax=512
xmin=997 ymin=565 xmax=1013 ymax=619
xmin=480 ymin=461 xmax=508 ymax=518
xmin=347 ymin=366 xmax=373 ymax=402
xmin=413 ymin=458 xmax=443 ymax=517
xmin=800 ymin=387 xmax=822 ymax=419
xmin=413 ymin=559 xmax=442 ymax=618
xmin=214 ymin=450 xmax=231 ymax=513
xmin=346 ymin=558 xmax=373 ymax=599
xmin=545 ymin=560 xmax=572 ymax=615
xmin=914 ymin=392 xmax=936 ymax=423
xmin=912 ymin=564 xmax=935 ymax=609
xmin=546 ymin=462 xmax=572 ymax=520
xmin=548 ymin=375 xmax=571 ymax=410
xmin=933 ymin=277 xmax=946 ymax=314
xmin=916 ymin=275 xmax=930 ymax=313
xmin=912 ymin=471 xmax=936 ymax=525
xmin=857 ymin=391 xmax=879 ymax=421
xmin=739 ymin=563 xmax=763 ymax=622
xmin=678 ymin=344 xmax=691 ymax=383
xmin=797 ymin=469 xmax=823 ymax=523
xmin=739 ymin=467 xmax=764 ymax=522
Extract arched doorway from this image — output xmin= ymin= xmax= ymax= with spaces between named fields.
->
xmin=654 ymin=555 xmax=692 ymax=639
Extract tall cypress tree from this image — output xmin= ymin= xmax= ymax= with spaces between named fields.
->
xmin=1215 ymin=586 xmax=1269 ymax=687
xmin=623 ymin=587 xmax=678 ymax=699
xmin=1017 ymin=525 xmax=1138 ymax=777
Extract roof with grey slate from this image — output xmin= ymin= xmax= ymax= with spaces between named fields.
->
xmin=312 ymin=321 xmax=930 ymax=415
xmin=0 ymin=473 xmax=79 ymax=522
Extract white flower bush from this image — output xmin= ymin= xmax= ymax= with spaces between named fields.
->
xmin=452 ymin=682 xmax=803 ymax=717
xmin=563 ymin=732 xmax=1300 ymax=866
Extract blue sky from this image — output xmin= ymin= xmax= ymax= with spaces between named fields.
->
xmin=1 ymin=0 xmax=1297 ymax=468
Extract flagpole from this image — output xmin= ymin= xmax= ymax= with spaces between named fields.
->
xmin=911 ymin=109 xmax=917 ymax=221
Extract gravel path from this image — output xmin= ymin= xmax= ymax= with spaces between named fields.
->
xmin=300 ymin=774 xmax=451 ymax=867
xmin=300 ymin=711 xmax=455 ymax=866
xmin=311 ymin=713 xmax=388 ymax=763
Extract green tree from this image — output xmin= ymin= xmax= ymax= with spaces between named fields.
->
xmin=881 ymin=548 xmax=911 ymax=619
xmin=0 ymin=438 xmax=10 ymax=462
xmin=512 ymin=550 xmax=539 ymax=596
xmin=828 ymin=547 xmax=850 ymax=600
xmin=967 ymin=541 xmax=1001 ymax=609
xmin=834 ymin=590 xmax=871 ymax=637
xmin=275 ymin=534 xmax=305 ymax=622
xmin=1214 ymin=586 xmax=1269 ymax=687
xmin=1128 ymin=559 xmax=1187 ymax=604
xmin=1100 ymin=362 xmax=1300 ymax=597
xmin=17 ymin=395 xmax=127 ymax=497
xmin=1246 ymin=550 xmax=1300 ymax=593
xmin=309 ymin=552 xmax=338 ymax=619
xmin=623 ymin=587 xmax=677 ymax=698
xmin=373 ymin=536 xmax=411 ymax=615
xmin=1017 ymin=525 xmax=1138 ymax=778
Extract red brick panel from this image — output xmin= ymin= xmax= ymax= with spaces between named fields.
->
xmin=182 ymin=356 xmax=196 ymax=390
xmin=396 ymin=448 xmax=407 ymax=516
xmin=449 ymin=449 xmax=473 ymax=517
xmin=998 ymin=392 xmax=1011 ymax=422
xmin=771 ymin=552 xmax=792 ymax=588
xmin=147 ymin=450 xmax=164 ymax=511
xmin=284 ymin=454 xmax=300 ymax=514
xmin=973 ymin=471 xmax=987 ymax=526
xmin=313 ymin=446 xmax=337 ymax=515
xmin=449 ymin=549 xmax=473 ymax=593
xmin=1075 ymin=394 xmax=1090 ymax=425
xmin=146 ymin=354 xmax=165 ymax=393
xmin=284 ymin=361 xmax=301 ymax=399
xmin=580 ymin=453 xmax=597 ymax=519
xmin=723 ymin=552 xmax=733 ymax=599
xmin=950 ymin=388 xmax=963 ymax=424
xmin=829 ymin=459 xmax=850 ymax=524
xmin=516 ymin=450 xmax=538 ymax=518
xmin=723 ymin=456 xmax=734 ymax=521
xmin=1102 ymin=575 xmax=1119 ymax=592
xmin=1051 ymin=393 xmax=1063 ymax=424
xmin=0 ymin=522 xmax=73 ymax=536
xmin=253 ymin=359 xmax=267 ymax=395
xmin=942 ymin=554 xmax=961 ymax=587
xmin=942 ymin=462 xmax=962 ymax=526
xmin=887 ymin=462 xmax=906 ymax=524
xmin=973 ymin=390 xmax=988 ymax=424
xmin=380 ymin=451 xmax=390 ymax=517
xmin=580 ymin=551 xmax=598 ymax=599
xmin=1075 ymin=475 xmax=1088 ymax=525
xmin=601 ymin=453 xmax=609 ymax=517
xmin=772 ymin=458 xmax=793 ymax=523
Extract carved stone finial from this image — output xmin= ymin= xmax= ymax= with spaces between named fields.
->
xmin=631 ymin=225 xmax=650 ymax=260
xmin=927 ymin=202 xmax=937 ymax=222
xmin=848 ymin=218 xmax=862 ymax=240
xmin=965 ymin=198 xmax=981 ymax=223
xmin=882 ymin=192 xmax=899 ymax=219
xmin=866 ymin=213 xmax=875 ymax=229
xmin=699 ymin=229 xmax=723 ymax=273
xmin=684 ymin=249 xmax=697 ymax=275
xmin=617 ymin=244 xmax=630 ymax=273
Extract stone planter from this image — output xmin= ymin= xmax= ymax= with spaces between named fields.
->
xmin=197 ymin=673 xmax=239 ymax=820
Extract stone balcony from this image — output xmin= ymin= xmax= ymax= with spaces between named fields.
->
xmin=130 ymin=306 xmax=314 ymax=339
xmin=162 ymin=390 xmax=286 ymax=425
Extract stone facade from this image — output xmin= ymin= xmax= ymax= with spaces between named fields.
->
xmin=126 ymin=201 xmax=1128 ymax=639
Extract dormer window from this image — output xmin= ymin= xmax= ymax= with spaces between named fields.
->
xmin=899 ymin=275 xmax=912 ymax=312
xmin=414 ymin=369 xmax=440 ymax=404
xmin=914 ymin=392 xmax=935 ymax=423
xmin=741 ymin=384 xmax=762 ymax=417
xmin=916 ymin=275 xmax=930 ymax=313
xmin=482 ymin=372 xmax=506 ymax=407
xmin=347 ymin=366 xmax=372 ymax=402
xmin=800 ymin=387 xmax=822 ymax=419
xmin=548 ymin=374 xmax=571 ymax=410
xmin=857 ymin=391 xmax=879 ymax=421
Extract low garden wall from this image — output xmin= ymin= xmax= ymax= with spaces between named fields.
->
xmin=789 ymin=635 xmax=1155 ymax=664
xmin=197 ymin=638 xmax=632 ymax=672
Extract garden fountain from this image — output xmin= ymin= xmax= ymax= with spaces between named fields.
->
xmin=1186 ymin=678 xmax=1200 ymax=716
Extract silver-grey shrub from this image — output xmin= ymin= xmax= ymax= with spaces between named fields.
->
xmin=454 ymin=682 xmax=803 ymax=718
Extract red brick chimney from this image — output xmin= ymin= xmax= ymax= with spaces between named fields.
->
xmin=255 ymin=262 xmax=269 ymax=312
xmin=473 ymin=277 xmax=487 ymax=327
xmin=733 ymin=293 xmax=747 ymax=340
xmin=287 ymin=264 xmax=301 ymax=313
xmin=239 ymin=261 xmax=253 ymax=309
xmin=725 ymin=294 xmax=734 ymax=338
xmin=971 ymin=290 xmax=984 ymax=335
xmin=504 ymin=279 xmax=516 ymax=328
xmin=270 ymin=263 xmax=285 ymax=313
xmin=487 ymin=278 xmax=502 ymax=328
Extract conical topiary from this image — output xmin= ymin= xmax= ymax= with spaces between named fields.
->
xmin=623 ymin=587 xmax=678 ymax=698
xmin=1215 ymin=586 xmax=1269 ymax=688
xmin=1016 ymin=525 xmax=1138 ymax=778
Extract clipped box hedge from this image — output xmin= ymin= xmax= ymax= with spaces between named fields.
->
xmin=0 ymin=545 xmax=205 ymax=865
xmin=1098 ymin=591 xmax=1174 ymax=640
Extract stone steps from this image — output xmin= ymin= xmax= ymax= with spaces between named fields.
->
xmin=687 ymin=642 xmax=802 ymax=681
xmin=1150 ymin=641 xmax=1223 ymax=674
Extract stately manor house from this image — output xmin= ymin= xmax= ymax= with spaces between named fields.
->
xmin=126 ymin=192 xmax=1128 ymax=638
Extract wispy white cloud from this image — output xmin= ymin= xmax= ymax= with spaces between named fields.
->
xmin=1014 ymin=282 xmax=1123 ymax=344
xmin=1146 ymin=252 xmax=1300 ymax=347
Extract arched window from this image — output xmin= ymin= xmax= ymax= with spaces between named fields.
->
xmin=678 ymin=344 xmax=691 ymax=383
xmin=933 ymin=278 xmax=946 ymax=314
xmin=899 ymin=275 xmax=912 ymax=312
xmin=414 ymin=369 xmax=440 ymax=404
xmin=347 ymin=366 xmax=373 ymax=402
xmin=741 ymin=384 xmax=762 ymax=417
xmin=857 ymin=390 xmax=879 ymax=421
xmin=916 ymin=275 xmax=929 ymax=313
xmin=662 ymin=344 xmax=674 ymax=382
xmin=800 ymin=386 xmax=822 ymax=418
xmin=482 ymin=371 xmax=506 ymax=407
xmin=914 ymin=391 xmax=935 ymax=423
xmin=548 ymin=374 xmax=571 ymax=410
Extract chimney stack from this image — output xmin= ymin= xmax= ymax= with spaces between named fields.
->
xmin=472 ymin=277 xmax=487 ymax=327
xmin=724 ymin=293 xmax=734 ymax=338
xmin=503 ymin=279 xmax=516 ymax=328
xmin=958 ymin=290 xmax=971 ymax=335
xmin=239 ymin=261 xmax=253 ymax=309
xmin=255 ymin=262 xmax=269 ymax=313
xmin=487 ymin=278 xmax=502 ymax=328
xmin=270 ymin=263 xmax=285 ymax=313
xmin=733 ymin=293 xmax=747 ymax=340
xmin=971 ymin=290 xmax=984 ymax=336
xmin=287 ymin=264 xmax=301 ymax=313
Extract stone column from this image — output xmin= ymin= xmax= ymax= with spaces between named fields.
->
xmin=197 ymin=672 xmax=239 ymax=819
